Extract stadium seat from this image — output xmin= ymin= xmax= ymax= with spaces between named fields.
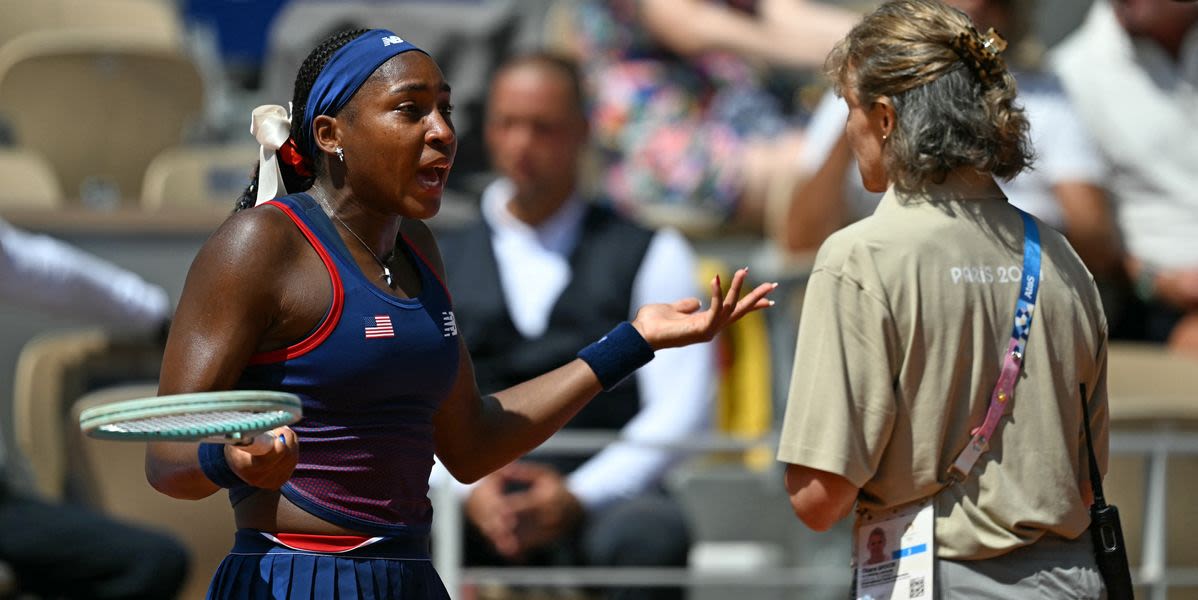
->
xmin=0 ymin=0 xmax=183 ymax=48
xmin=140 ymin=144 xmax=256 ymax=213
xmin=0 ymin=147 xmax=63 ymax=209
xmin=667 ymin=461 xmax=850 ymax=600
xmin=0 ymin=29 xmax=203 ymax=205
xmin=11 ymin=328 xmax=162 ymax=500
xmin=11 ymin=327 xmax=113 ymax=500
xmin=70 ymin=383 xmax=235 ymax=600
xmin=9 ymin=328 xmax=231 ymax=600
xmin=1105 ymin=342 xmax=1198 ymax=598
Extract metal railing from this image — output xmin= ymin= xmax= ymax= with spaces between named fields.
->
xmin=1111 ymin=428 xmax=1198 ymax=599
xmin=430 ymin=431 xmax=787 ymax=596
xmin=430 ymin=427 xmax=1198 ymax=598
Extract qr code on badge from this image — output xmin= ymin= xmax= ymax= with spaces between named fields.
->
xmin=909 ymin=576 xmax=926 ymax=598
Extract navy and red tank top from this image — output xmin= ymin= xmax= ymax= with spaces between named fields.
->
xmin=232 ymin=193 xmax=460 ymax=535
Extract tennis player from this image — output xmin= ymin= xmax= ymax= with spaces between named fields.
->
xmin=145 ymin=28 xmax=775 ymax=598
xmin=776 ymin=1 xmax=1109 ymax=597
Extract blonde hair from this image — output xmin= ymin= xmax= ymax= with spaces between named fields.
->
xmin=826 ymin=0 xmax=1033 ymax=191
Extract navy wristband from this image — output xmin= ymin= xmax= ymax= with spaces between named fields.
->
xmin=198 ymin=443 xmax=246 ymax=488
xmin=577 ymin=321 xmax=656 ymax=391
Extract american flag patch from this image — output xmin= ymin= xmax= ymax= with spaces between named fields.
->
xmin=364 ymin=315 xmax=394 ymax=339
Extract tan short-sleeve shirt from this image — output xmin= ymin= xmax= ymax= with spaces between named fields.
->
xmin=777 ymin=186 xmax=1109 ymax=560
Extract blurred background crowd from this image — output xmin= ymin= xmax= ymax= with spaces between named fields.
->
xmin=0 ymin=0 xmax=1195 ymax=599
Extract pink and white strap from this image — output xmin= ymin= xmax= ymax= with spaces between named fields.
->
xmin=948 ymin=335 xmax=1027 ymax=480
xmin=948 ymin=209 xmax=1041 ymax=481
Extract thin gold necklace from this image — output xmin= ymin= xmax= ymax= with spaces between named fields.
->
xmin=315 ymin=196 xmax=394 ymax=286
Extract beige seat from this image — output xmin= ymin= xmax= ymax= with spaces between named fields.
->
xmin=9 ymin=329 xmax=231 ymax=600
xmin=71 ymin=384 xmax=236 ymax=600
xmin=11 ymin=328 xmax=162 ymax=500
xmin=0 ymin=0 xmax=183 ymax=48
xmin=12 ymin=327 xmax=114 ymax=500
xmin=1104 ymin=342 xmax=1198 ymax=598
xmin=140 ymin=144 xmax=257 ymax=213
xmin=0 ymin=29 xmax=203 ymax=205
xmin=0 ymin=148 xmax=63 ymax=209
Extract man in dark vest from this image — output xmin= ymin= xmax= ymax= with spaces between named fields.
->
xmin=435 ymin=52 xmax=714 ymax=600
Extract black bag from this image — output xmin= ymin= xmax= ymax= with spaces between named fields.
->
xmin=1080 ymin=384 xmax=1134 ymax=599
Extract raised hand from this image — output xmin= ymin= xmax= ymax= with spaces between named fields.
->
xmin=631 ymin=268 xmax=777 ymax=350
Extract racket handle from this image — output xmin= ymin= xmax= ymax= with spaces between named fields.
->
xmin=235 ymin=432 xmax=280 ymax=456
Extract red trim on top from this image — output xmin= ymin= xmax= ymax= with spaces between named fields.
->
xmin=248 ymin=201 xmax=345 ymax=365
xmin=401 ymin=232 xmax=453 ymax=304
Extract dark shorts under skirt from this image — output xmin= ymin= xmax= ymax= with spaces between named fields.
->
xmin=207 ymin=529 xmax=450 ymax=600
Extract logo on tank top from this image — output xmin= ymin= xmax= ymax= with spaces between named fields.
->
xmin=364 ymin=314 xmax=395 ymax=339
xmin=441 ymin=311 xmax=458 ymax=338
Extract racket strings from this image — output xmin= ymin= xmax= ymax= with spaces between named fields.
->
xmin=97 ymin=410 xmax=294 ymax=438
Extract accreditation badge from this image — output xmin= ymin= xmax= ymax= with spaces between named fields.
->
xmin=853 ymin=499 xmax=934 ymax=600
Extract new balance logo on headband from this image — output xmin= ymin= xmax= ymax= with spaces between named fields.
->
xmin=381 ymin=35 xmax=406 ymax=47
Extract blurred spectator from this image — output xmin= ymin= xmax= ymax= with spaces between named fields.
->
xmin=435 ymin=52 xmax=715 ymax=600
xmin=0 ymin=218 xmax=187 ymax=598
xmin=561 ymin=0 xmax=858 ymax=237
xmin=782 ymin=0 xmax=1122 ymax=282
xmin=1050 ymin=0 xmax=1198 ymax=350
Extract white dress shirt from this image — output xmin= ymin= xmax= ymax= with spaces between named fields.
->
xmin=1051 ymin=0 xmax=1198 ymax=269
xmin=0 ymin=217 xmax=170 ymax=476
xmin=0 ymin=218 xmax=170 ymax=332
xmin=434 ymin=178 xmax=716 ymax=511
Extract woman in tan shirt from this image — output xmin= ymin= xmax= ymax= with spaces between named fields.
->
xmin=777 ymin=1 xmax=1109 ymax=597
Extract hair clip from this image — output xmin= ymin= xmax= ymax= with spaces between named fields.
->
xmin=278 ymin=137 xmax=313 ymax=178
xmin=949 ymin=26 xmax=1008 ymax=88
xmin=980 ymin=27 xmax=1008 ymax=55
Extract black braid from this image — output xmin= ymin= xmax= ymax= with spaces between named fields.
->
xmin=235 ymin=27 xmax=371 ymax=212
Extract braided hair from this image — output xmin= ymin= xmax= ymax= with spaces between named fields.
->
xmin=235 ymin=28 xmax=371 ymax=212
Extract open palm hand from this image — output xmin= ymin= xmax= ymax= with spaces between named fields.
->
xmin=632 ymin=268 xmax=777 ymax=350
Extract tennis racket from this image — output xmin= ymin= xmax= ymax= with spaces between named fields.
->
xmin=79 ymin=390 xmax=302 ymax=455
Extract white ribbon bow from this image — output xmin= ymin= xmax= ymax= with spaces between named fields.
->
xmin=250 ymin=103 xmax=293 ymax=206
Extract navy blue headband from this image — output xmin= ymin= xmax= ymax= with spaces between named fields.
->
xmin=300 ymin=29 xmax=426 ymax=160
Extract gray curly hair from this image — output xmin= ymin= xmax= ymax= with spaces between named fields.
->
xmin=826 ymin=0 xmax=1034 ymax=191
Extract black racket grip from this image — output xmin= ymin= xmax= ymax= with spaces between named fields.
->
xmin=1090 ymin=503 xmax=1135 ymax=599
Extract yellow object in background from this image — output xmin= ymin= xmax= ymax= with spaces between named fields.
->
xmin=698 ymin=256 xmax=773 ymax=470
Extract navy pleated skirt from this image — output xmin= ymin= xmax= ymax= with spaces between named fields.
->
xmin=207 ymin=529 xmax=451 ymax=599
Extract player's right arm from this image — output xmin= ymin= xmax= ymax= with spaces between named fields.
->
xmin=146 ymin=207 xmax=305 ymax=499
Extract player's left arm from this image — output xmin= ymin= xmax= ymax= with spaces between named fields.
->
xmin=783 ymin=462 xmax=858 ymax=531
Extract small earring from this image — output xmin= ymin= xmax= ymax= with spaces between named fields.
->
xmin=335 ymin=147 xmax=345 ymax=163
xmin=882 ymin=133 xmax=889 ymax=141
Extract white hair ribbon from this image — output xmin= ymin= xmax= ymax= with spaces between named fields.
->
xmin=250 ymin=103 xmax=293 ymax=206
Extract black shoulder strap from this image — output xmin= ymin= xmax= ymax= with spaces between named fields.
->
xmin=1079 ymin=383 xmax=1107 ymax=507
